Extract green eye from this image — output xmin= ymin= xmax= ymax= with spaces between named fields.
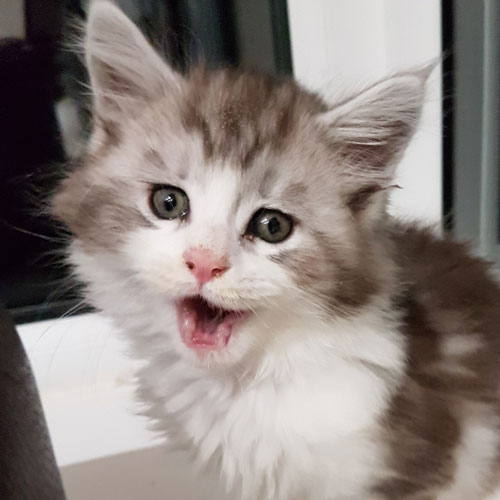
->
xmin=247 ymin=209 xmax=293 ymax=243
xmin=150 ymin=185 xmax=189 ymax=220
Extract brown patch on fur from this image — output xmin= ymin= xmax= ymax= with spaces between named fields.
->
xmin=336 ymin=113 xmax=420 ymax=172
xmin=393 ymin=226 xmax=500 ymax=401
xmin=144 ymin=148 xmax=164 ymax=170
xmin=181 ymin=68 xmax=326 ymax=168
xmin=242 ymin=132 xmax=263 ymax=169
xmin=274 ymin=107 xmax=295 ymax=148
xmin=219 ymin=102 xmax=243 ymax=136
xmin=332 ymin=260 xmax=380 ymax=310
xmin=347 ymin=184 xmax=384 ymax=213
xmin=272 ymin=229 xmax=382 ymax=315
xmin=180 ymin=103 xmax=213 ymax=159
xmin=95 ymin=115 xmax=122 ymax=148
xmin=199 ymin=117 xmax=214 ymax=159
xmin=374 ymin=225 xmax=500 ymax=498
xmin=52 ymin=176 xmax=152 ymax=250
xmin=375 ymin=296 xmax=460 ymax=498
xmin=280 ymin=182 xmax=307 ymax=204
xmin=143 ymin=147 xmax=187 ymax=180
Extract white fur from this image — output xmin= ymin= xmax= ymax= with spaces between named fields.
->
xmin=68 ymin=161 xmax=408 ymax=498
xmin=67 ymin=91 xmax=407 ymax=498
xmin=437 ymin=409 xmax=500 ymax=500
xmin=425 ymin=334 xmax=486 ymax=379
xmin=441 ymin=334 xmax=484 ymax=359
xmin=75 ymin=262 xmax=406 ymax=499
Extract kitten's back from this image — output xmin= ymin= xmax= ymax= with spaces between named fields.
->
xmin=378 ymin=224 xmax=500 ymax=498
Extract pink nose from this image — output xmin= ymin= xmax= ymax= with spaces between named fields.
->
xmin=183 ymin=248 xmax=229 ymax=286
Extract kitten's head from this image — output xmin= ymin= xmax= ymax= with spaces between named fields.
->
xmin=53 ymin=2 xmax=428 ymax=366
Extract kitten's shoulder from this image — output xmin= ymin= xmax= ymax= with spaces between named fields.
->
xmin=378 ymin=223 xmax=500 ymax=498
xmin=387 ymin=220 xmax=500 ymax=390
xmin=389 ymin=221 xmax=500 ymax=309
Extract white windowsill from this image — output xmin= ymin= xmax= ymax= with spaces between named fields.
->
xmin=17 ymin=313 xmax=231 ymax=499
xmin=17 ymin=313 xmax=160 ymax=468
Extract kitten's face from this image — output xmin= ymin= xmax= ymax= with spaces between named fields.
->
xmin=52 ymin=3 xmax=426 ymax=366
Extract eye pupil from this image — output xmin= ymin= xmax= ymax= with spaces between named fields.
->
xmin=164 ymin=194 xmax=177 ymax=211
xmin=268 ymin=217 xmax=280 ymax=235
xmin=247 ymin=209 xmax=293 ymax=243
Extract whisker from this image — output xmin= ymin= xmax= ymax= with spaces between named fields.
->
xmin=0 ymin=218 xmax=61 ymax=243
xmin=29 ymin=299 xmax=89 ymax=356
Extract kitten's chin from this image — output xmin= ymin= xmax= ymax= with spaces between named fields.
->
xmin=176 ymin=296 xmax=250 ymax=356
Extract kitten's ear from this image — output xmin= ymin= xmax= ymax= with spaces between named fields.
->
xmin=85 ymin=1 xmax=179 ymax=118
xmin=319 ymin=67 xmax=431 ymax=182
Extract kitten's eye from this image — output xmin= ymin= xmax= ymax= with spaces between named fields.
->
xmin=150 ymin=185 xmax=189 ymax=220
xmin=247 ymin=209 xmax=293 ymax=243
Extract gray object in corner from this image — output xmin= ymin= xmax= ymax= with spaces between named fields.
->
xmin=0 ymin=305 xmax=66 ymax=500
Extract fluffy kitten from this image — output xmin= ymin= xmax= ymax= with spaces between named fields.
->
xmin=52 ymin=3 xmax=500 ymax=499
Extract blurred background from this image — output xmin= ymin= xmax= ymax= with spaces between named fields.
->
xmin=0 ymin=1 xmax=498 ymax=499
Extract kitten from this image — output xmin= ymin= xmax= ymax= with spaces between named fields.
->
xmin=52 ymin=3 xmax=500 ymax=499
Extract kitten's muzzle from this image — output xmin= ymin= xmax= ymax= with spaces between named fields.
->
xmin=183 ymin=247 xmax=229 ymax=287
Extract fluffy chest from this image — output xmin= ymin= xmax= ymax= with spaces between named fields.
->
xmin=141 ymin=342 xmax=397 ymax=499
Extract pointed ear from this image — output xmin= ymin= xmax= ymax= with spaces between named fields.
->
xmin=85 ymin=1 xmax=179 ymax=119
xmin=319 ymin=68 xmax=430 ymax=183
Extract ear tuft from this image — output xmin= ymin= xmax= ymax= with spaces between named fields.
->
xmin=319 ymin=67 xmax=431 ymax=182
xmin=85 ymin=1 xmax=178 ymax=118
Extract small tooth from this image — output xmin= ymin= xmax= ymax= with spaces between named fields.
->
xmin=215 ymin=324 xmax=231 ymax=348
xmin=183 ymin=316 xmax=195 ymax=334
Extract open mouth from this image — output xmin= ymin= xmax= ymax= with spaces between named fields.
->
xmin=176 ymin=296 xmax=248 ymax=352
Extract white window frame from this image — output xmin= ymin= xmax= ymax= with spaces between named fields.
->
xmin=288 ymin=0 xmax=443 ymax=224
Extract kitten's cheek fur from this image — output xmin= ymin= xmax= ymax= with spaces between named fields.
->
xmin=122 ymin=228 xmax=198 ymax=297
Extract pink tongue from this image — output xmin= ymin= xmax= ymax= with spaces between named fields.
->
xmin=177 ymin=298 xmax=232 ymax=350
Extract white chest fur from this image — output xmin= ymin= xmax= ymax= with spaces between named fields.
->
xmin=136 ymin=310 xmax=405 ymax=500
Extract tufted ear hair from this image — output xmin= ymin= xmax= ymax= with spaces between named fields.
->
xmin=84 ymin=1 xmax=180 ymax=119
xmin=318 ymin=65 xmax=433 ymax=214
xmin=319 ymin=66 xmax=432 ymax=181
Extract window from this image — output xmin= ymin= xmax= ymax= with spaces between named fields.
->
xmin=447 ymin=0 xmax=500 ymax=265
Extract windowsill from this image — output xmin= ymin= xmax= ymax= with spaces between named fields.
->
xmin=17 ymin=313 xmax=231 ymax=499
xmin=17 ymin=313 xmax=161 ymax=467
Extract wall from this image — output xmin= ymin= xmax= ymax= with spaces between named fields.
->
xmin=0 ymin=0 xmax=24 ymax=38
xmin=287 ymin=0 xmax=443 ymax=224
